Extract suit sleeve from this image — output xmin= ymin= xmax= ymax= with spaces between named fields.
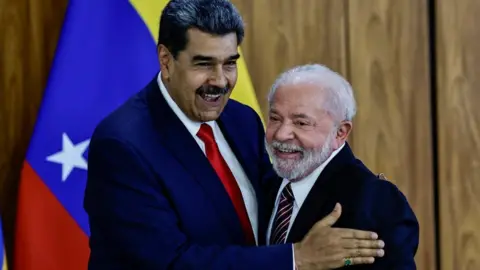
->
xmin=366 ymin=180 xmax=419 ymax=270
xmin=84 ymin=137 xmax=293 ymax=270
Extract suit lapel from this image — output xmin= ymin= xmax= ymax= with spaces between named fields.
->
xmin=286 ymin=144 xmax=357 ymax=243
xmin=217 ymin=112 xmax=260 ymax=199
xmin=145 ymin=77 xmax=246 ymax=244
xmin=217 ymin=107 xmax=268 ymax=245
xmin=266 ymin=179 xmax=283 ymax=217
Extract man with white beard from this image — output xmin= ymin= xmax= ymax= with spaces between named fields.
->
xmin=264 ymin=64 xmax=419 ymax=269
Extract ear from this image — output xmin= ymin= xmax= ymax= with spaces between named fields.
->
xmin=158 ymin=44 xmax=173 ymax=80
xmin=335 ymin=120 xmax=352 ymax=144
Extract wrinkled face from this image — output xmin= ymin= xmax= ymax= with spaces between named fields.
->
xmin=159 ymin=28 xmax=239 ymax=122
xmin=265 ymin=82 xmax=351 ymax=181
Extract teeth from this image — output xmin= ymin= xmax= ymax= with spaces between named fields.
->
xmin=205 ymin=94 xmax=220 ymax=99
xmin=279 ymin=149 xmax=297 ymax=153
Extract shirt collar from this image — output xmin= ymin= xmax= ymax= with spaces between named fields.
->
xmin=278 ymin=142 xmax=346 ymax=208
xmin=157 ymin=72 xmax=216 ymax=136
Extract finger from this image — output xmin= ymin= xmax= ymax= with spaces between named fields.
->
xmin=341 ymin=239 xmax=385 ymax=249
xmin=333 ymin=228 xmax=378 ymax=240
xmin=346 ymin=248 xmax=385 ymax=258
xmin=331 ymin=256 xmax=375 ymax=268
xmin=350 ymin=257 xmax=375 ymax=265
xmin=314 ymin=203 xmax=342 ymax=228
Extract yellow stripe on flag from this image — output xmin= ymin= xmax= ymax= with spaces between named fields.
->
xmin=2 ymin=252 xmax=6 ymax=270
xmin=1 ymin=226 xmax=6 ymax=270
xmin=129 ymin=0 xmax=264 ymax=123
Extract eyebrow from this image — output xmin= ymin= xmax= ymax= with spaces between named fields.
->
xmin=269 ymin=109 xmax=279 ymax=115
xmin=269 ymin=110 xmax=313 ymax=120
xmin=192 ymin=53 xmax=240 ymax=62
xmin=291 ymin=113 xmax=313 ymax=119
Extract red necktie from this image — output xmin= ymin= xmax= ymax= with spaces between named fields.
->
xmin=197 ymin=123 xmax=255 ymax=245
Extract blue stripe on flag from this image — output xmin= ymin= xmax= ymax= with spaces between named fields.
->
xmin=26 ymin=0 xmax=159 ymax=235
xmin=0 ymin=218 xmax=5 ymax=269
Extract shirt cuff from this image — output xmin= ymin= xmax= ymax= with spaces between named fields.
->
xmin=292 ymin=244 xmax=297 ymax=270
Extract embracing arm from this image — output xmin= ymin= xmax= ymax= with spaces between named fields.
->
xmin=84 ymin=137 xmax=293 ymax=270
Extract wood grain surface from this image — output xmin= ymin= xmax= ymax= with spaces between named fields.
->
xmin=435 ymin=0 xmax=480 ymax=269
xmin=3 ymin=0 xmax=480 ymax=269
xmin=231 ymin=0 xmax=348 ymax=119
xmin=0 ymin=0 xmax=68 ymax=263
xmin=346 ymin=1 xmax=436 ymax=269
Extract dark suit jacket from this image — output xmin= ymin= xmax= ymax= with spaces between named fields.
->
xmin=84 ymin=76 xmax=292 ymax=270
xmin=267 ymin=143 xmax=419 ymax=269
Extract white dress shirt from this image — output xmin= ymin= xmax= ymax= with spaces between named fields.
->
xmin=157 ymin=73 xmax=258 ymax=243
xmin=267 ymin=143 xmax=346 ymax=245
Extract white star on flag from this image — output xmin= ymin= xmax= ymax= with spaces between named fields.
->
xmin=46 ymin=133 xmax=90 ymax=182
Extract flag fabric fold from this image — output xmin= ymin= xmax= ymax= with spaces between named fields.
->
xmin=14 ymin=0 xmax=261 ymax=269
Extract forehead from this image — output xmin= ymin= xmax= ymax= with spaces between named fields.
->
xmin=183 ymin=28 xmax=238 ymax=59
xmin=271 ymin=82 xmax=326 ymax=117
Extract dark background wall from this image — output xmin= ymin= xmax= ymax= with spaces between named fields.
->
xmin=1 ymin=0 xmax=479 ymax=269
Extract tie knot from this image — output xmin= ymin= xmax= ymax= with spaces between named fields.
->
xmin=197 ymin=123 xmax=215 ymax=145
xmin=282 ymin=183 xmax=294 ymax=202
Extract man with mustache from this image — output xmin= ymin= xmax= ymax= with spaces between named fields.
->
xmin=265 ymin=64 xmax=419 ymax=269
xmin=84 ymin=0 xmax=385 ymax=269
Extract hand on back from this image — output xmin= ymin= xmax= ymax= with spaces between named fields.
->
xmin=294 ymin=203 xmax=385 ymax=270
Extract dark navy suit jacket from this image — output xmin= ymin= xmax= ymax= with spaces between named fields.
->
xmin=267 ymin=143 xmax=419 ymax=269
xmin=84 ymin=77 xmax=292 ymax=269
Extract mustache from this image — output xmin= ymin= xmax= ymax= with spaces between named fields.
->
xmin=270 ymin=140 xmax=304 ymax=152
xmin=196 ymin=85 xmax=230 ymax=96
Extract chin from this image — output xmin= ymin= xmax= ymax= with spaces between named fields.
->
xmin=197 ymin=111 xmax=222 ymax=122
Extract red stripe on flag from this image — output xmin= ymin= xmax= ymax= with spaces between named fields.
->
xmin=15 ymin=161 xmax=90 ymax=270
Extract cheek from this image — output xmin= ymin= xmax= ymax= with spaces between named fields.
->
xmin=265 ymin=127 xmax=275 ymax=143
xmin=225 ymin=71 xmax=237 ymax=87
xmin=184 ymin=73 xmax=207 ymax=94
xmin=296 ymin=133 xmax=326 ymax=150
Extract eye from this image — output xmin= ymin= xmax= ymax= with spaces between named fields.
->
xmin=224 ymin=61 xmax=237 ymax=70
xmin=294 ymin=120 xmax=310 ymax=127
xmin=195 ymin=62 xmax=214 ymax=68
xmin=269 ymin=115 xmax=281 ymax=122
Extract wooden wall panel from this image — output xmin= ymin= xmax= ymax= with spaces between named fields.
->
xmin=0 ymin=0 xmax=67 ymax=263
xmin=7 ymin=0 xmax=480 ymax=269
xmin=231 ymin=0 xmax=348 ymax=120
xmin=436 ymin=0 xmax=480 ymax=269
xmin=347 ymin=1 xmax=436 ymax=269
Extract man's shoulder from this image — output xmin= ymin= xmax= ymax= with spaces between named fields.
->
xmin=220 ymin=99 xmax=265 ymax=141
xmin=224 ymin=99 xmax=263 ymax=122
xmin=348 ymin=160 xmax=406 ymax=197
xmin=91 ymin=88 xmax=151 ymax=144
xmin=344 ymin=159 xmax=416 ymax=222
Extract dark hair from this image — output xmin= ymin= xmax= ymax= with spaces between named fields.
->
xmin=158 ymin=0 xmax=245 ymax=58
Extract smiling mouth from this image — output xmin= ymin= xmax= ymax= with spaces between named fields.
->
xmin=197 ymin=92 xmax=224 ymax=107
xmin=275 ymin=148 xmax=302 ymax=158
xmin=200 ymin=93 xmax=222 ymax=102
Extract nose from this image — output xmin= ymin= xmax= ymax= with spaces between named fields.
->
xmin=210 ymin=67 xmax=228 ymax=88
xmin=274 ymin=122 xmax=295 ymax=141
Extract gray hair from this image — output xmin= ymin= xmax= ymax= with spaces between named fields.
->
xmin=158 ymin=0 xmax=245 ymax=58
xmin=267 ymin=64 xmax=357 ymax=122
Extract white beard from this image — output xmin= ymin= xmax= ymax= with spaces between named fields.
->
xmin=265 ymin=130 xmax=336 ymax=181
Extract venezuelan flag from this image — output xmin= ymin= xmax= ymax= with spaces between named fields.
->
xmin=14 ymin=0 xmax=261 ymax=269
xmin=0 ymin=218 xmax=7 ymax=270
